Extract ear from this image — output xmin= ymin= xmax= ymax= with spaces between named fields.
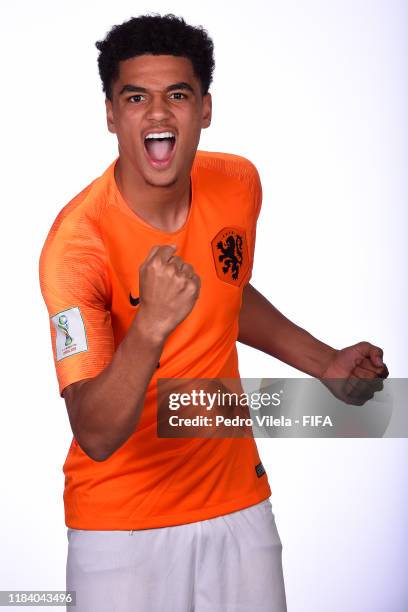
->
xmin=201 ymin=92 xmax=212 ymax=129
xmin=105 ymin=98 xmax=116 ymax=134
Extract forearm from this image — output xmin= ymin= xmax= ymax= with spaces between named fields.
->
xmin=238 ymin=284 xmax=337 ymax=377
xmin=72 ymin=307 xmax=166 ymax=461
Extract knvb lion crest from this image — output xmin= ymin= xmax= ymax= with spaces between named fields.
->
xmin=211 ymin=227 xmax=249 ymax=286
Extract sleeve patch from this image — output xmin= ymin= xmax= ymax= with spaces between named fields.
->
xmin=51 ymin=306 xmax=88 ymax=361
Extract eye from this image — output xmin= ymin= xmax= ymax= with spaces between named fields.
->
xmin=127 ymin=94 xmax=145 ymax=103
xmin=169 ymin=92 xmax=187 ymax=100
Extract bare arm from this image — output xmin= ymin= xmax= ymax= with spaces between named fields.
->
xmin=63 ymin=312 xmax=165 ymax=462
xmin=63 ymin=244 xmax=201 ymax=462
xmin=238 ymin=282 xmax=388 ymax=409
xmin=238 ymin=283 xmax=336 ymax=377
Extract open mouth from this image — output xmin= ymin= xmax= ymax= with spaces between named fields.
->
xmin=143 ymin=131 xmax=177 ymax=168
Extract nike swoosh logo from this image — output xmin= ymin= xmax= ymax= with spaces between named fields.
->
xmin=129 ymin=292 xmax=140 ymax=307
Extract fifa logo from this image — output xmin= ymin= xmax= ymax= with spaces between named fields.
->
xmin=58 ymin=314 xmax=73 ymax=347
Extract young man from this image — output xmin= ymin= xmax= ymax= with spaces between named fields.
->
xmin=39 ymin=13 xmax=388 ymax=612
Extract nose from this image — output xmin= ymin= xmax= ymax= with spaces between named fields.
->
xmin=146 ymin=93 xmax=172 ymax=123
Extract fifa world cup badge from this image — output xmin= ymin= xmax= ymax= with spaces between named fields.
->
xmin=51 ymin=306 xmax=88 ymax=361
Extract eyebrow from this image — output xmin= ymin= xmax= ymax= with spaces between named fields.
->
xmin=118 ymin=82 xmax=195 ymax=96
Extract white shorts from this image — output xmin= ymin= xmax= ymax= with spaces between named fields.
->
xmin=66 ymin=498 xmax=287 ymax=611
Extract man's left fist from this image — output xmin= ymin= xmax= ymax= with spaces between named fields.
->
xmin=320 ymin=341 xmax=388 ymax=405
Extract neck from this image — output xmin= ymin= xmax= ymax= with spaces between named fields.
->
xmin=114 ymin=155 xmax=191 ymax=233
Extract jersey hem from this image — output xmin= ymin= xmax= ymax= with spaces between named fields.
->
xmin=65 ymin=482 xmax=272 ymax=531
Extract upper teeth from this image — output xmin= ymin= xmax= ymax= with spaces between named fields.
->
xmin=145 ymin=132 xmax=175 ymax=140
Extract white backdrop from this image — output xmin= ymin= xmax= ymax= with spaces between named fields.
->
xmin=1 ymin=1 xmax=407 ymax=611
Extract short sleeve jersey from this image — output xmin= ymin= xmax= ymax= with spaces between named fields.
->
xmin=39 ymin=150 xmax=271 ymax=529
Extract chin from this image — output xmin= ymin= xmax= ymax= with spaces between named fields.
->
xmin=143 ymin=171 xmax=179 ymax=188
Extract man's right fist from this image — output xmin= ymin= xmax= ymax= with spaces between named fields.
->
xmin=137 ymin=244 xmax=201 ymax=340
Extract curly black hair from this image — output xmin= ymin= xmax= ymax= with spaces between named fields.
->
xmin=95 ymin=13 xmax=215 ymax=100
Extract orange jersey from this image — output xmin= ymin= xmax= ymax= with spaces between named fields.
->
xmin=39 ymin=150 xmax=271 ymax=530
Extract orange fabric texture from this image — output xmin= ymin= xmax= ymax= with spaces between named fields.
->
xmin=39 ymin=151 xmax=271 ymax=529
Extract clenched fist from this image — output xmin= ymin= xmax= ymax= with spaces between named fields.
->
xmin=137 ymin=244 xmax=201 ymax=341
